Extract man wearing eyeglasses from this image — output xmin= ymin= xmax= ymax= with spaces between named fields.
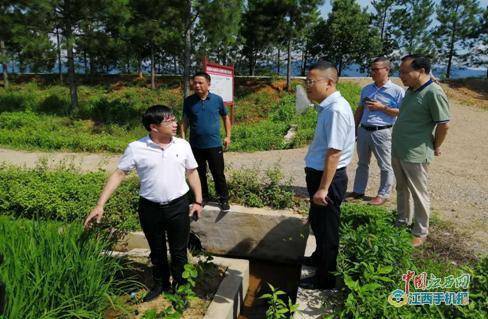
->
xmin=84 ymin=105 xmax=203 ymax=302
xmin=347 ymin=57 xmax=405 ymax=206
xmin=299 ymin=61 xmax=355 ymax=290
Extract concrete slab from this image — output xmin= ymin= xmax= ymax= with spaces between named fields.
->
xmin=294 ymin=235 xmax=341 ymax=319
xmin=191 ymin=204 xmax=309 ymax=263
xmin=118 ymin=204 xmax=309 ymax=264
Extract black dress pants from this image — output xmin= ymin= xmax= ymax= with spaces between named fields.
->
xmin=138 ymin=194 xmax=190 ymax=286
xmin=192 ymin=146 xmax=229 ymax=203
xmin=305 ymin=167 xmax=348 ymax=287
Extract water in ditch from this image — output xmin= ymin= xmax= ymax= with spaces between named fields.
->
xmin=238 ymin=260 xmax=301 ymax=319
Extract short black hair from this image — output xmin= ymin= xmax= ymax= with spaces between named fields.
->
xmin=372 ymin=56 xmax=391 ymax=69
xmin=308 ymin=60 xmax=338 ymax=83
xmin=142 ymin=105 xmax=174 ymax=131
xmin=193 ymin=71 xmax=211 ymax=83
xmin=401 ymin=54 xmax=431 ymax=74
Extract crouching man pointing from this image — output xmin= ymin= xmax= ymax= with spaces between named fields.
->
xmin=84 ymin=105 xmax=203 ymax=302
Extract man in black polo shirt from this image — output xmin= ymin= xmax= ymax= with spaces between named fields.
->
xmin=181 ymin=72 xmax=232 ymax=212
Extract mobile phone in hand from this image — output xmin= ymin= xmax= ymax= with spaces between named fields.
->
xmin=192 ymin=211 xmax=199 ymax=221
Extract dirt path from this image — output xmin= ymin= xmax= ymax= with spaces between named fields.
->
xmin=1 ymin=80 xmax=486 ymax=255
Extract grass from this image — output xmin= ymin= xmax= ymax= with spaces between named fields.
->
xmin=0 ymin=80 xmax=362 ymax=153
xmin=0 ymin=216 xmax=132 ymax=319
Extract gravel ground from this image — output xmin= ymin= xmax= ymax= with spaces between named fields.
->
xmin=1 ymin=80 xmax=486 ymax=255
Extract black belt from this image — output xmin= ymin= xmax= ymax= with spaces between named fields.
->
xmin=140 ymin=193 xmax=187 ymax=207
xmin=305 ymin=166 xmax=346 ymax=173
xmin=361 ymin=125 xmax=392 ymax=131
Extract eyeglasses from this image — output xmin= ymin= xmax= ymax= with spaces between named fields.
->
xmin=304 ymin=78 xmax=327 ymax=87
xmin=159 ymin=117 xmax=176 ymax=127
xmin=371 ymin=67 xmax=387 ymax=72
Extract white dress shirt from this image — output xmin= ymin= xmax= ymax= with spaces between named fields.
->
xmin=118 ymin=136 xmax=198 ymax=203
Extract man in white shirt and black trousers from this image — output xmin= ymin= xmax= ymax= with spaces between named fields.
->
xmin=84 ymin=105 xmax=203 ymax=302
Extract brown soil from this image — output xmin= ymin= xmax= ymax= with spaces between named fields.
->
xmin=104 ymin=256 xmax=225 ymax=319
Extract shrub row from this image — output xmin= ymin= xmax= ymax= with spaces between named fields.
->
xmin=0 ymin=164 xmax=296 ymax=231
xmin=0 ymin=81 xmax=361 ymax=153
xmin=333 ymin=204 xmax=487 ymax=318
xmin=0 ymin=83 xmax=182 ymax=127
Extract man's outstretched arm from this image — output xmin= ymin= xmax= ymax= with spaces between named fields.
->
xmin=84 ymin=169 xmax=127 ymax=229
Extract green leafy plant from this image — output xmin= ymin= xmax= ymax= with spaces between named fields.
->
xmin=142 ymin=263 xmax=199 ymax=319
xmin=326 ymin=203 xmax=488 ymax=319
xmin=260 ymin=283 xmax=298 ymax=319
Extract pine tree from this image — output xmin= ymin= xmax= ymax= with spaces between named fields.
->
xmin=391 ymin=0 xmax=436 ymax=56
xmin=371 ymin=0 xmax=399 ymax=56
xmin=435 ymin=0 xmax=483 ymax=79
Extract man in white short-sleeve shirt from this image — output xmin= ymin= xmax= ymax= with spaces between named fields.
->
xmin=84 ymin=105 xmax=203 ymax=302
xmin=300 ymin=60 xmax=355 ymax=290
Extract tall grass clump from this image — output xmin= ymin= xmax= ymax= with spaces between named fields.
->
xmin=0 ymin=216 xmax=131 ymax=318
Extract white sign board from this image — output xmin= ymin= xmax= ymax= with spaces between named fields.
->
xmin=206 ymin=65 xmax=234 ymax=104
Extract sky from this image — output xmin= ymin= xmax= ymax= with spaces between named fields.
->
xmin=320 ymin=0 xmax=488 ymax=18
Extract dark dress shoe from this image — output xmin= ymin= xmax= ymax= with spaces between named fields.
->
xmin=142 ymin=284 xmax=171 ymax=302
xmin=220 ymin=201 xmax=230 ymax=213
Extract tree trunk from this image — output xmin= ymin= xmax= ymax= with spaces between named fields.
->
xmin=56 ymin=28 xmax=63 ymax=83
xmin=66 ymin=33 xmax=78 ymax=114
xmin=137 ymin=58 xmax=143 ymax=78
xmin=84 ymin=50 xmax=88 ymax=75
xmin=151 ymin=46 xmax=156 ymax=89
xmin=301 ymin=48 xmax=307 ymax=76
xmin=277 ymin=47 xmax=280 ymax=74
xmin=1 ymin=40 xmax=8 ymax=89
xmin=286 ymin=39 xmax=292 ymax=91
xmin=183 ymin=0 xmax=192 ymax=98
xmin=446 ymin=21 xmax=458 ymax=79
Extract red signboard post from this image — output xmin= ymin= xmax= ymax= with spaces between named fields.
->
xmin=203 ymin=57 xmax=235 ymax=123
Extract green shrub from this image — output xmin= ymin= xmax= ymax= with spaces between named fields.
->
xmin=225 ymin=166 xmax=295 ymax=209
xmin=329 ymin=203 xmax=488 ymax=318
xmin=0 ymin=164 xmax=296 ymax=231
xmin=0 ymin=111 xmax=144 ymax=153
xmin=0 ymin=164 xmax=140 ymax=231
xmin=0 ymin=216 xmax=131 ymax=318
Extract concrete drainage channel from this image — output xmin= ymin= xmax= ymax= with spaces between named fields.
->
xmin=117 ymin=204 xmax=333 ymax=318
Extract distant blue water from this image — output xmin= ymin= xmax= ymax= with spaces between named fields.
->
xmin=3 ymin=61 xmax=486 ymax=79
xmin=273 ymin=62 xmax=487 ymax=79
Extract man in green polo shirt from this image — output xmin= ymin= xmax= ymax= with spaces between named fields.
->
xmin=392 ymin=54 xmax=450 ymax=247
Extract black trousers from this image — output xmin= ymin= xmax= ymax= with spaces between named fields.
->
xmin=192 ymin=146 xmax=229 ymax=203
xmin=305 ymin=167 xmax=348 ymax=286
xmin=138 ymin=194 xmax=190 ymax=286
